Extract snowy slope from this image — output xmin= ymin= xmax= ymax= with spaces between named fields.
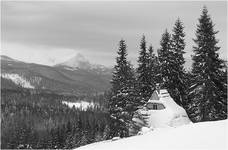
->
xmin=76 ymin=119 xmax=227 ymax=150
xmin=1 ymin=73 xmax=34 ymax=89
xmin=1 ymin=55 xmax=112 ymax=94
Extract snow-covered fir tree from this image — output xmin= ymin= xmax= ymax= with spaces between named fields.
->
xmin=158 ymin=23 xmax=187 ymax=107
xmin=111 ymin=39 xmax=128 ymax=93
xmin=136 ymin=35 xmax=153 ymax=104
xmin=147 ymin=45 xmax=159 ymax=91
xmin=188 ymin=7 xmax=227 ymax=122
xmin=168 ymin=18 xmax=188 ymax=107
xmin=157 ymin=30 xmax=173 ymax=89
xmin=109 ymin=39 xmax=137 ymax=138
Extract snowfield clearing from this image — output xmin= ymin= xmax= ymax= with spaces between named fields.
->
xmin=62 ymin=101 xmax=96 ymax=110
xmin=1 ymin=73 xmax=34 ymax=89
xmin=76 ymin=119 xmax=227 ymax=150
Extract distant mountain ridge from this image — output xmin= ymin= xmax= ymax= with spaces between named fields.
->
xmin=1 ymin=55 xmax=112 ymax=95
xmin=55 ymin=53 xmax=112 ymax=75
xmin=1 ymin=55 xmax=21 ymax=62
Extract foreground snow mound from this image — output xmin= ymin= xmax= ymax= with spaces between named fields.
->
xmin=76 ymin=119 xmax=227 ymax=150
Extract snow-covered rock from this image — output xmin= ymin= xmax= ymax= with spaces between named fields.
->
xmin=1 ymin=73 xmax=34 ymax=89
xmin=76 ymin=119 xmax=228 ymax=150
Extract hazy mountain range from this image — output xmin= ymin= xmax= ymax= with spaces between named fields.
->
xmin=1 ymin=55 xmax=112 ymax=95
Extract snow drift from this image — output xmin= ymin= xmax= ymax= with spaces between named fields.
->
xmin=76 ymin=119 xmax=227 ymax=150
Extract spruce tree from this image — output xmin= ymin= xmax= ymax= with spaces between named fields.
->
xmin=111 ymin=40 xmax=128 ymax=93
xmin=158 ymin=29 xmax=172 ymax=89
xmin=109 ymin=39 xmax=136 ymax=138
xmin=169 ymin=18 xmax=187 ymax=106
xmin=189 ymin=6 xmax=227 ymax=121
xmin=136 ymin=35 xmax=153 ymax=104
xmin=147 ymin=45 xmax=157 ymax=91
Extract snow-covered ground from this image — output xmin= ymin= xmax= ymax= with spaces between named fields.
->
xmin=76 ymin=119 xmax=228 ymax=150
xmin=1 ymin=73 xmax=34 ymax=89
xmin=62 ymin=101 xmax=96 ymax=110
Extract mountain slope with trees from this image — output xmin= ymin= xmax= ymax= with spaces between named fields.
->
xmin=1 ymin=55 xmax=112 ymax=95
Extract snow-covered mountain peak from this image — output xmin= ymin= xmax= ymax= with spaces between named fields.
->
xmin=55 ymin=53 xmax=91 ymax=70
xmin=55 ymin=53 xmax=113 ymax=74
xmin=65 ymin=53 xmax=89 ymax=66
xmin=73 ymin=53 xmax=87 ymax=62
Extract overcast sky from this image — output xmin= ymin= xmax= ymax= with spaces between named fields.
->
xmin=1 ymin=1 xmax=227 ymax=68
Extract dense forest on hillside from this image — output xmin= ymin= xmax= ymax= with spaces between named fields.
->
xmin=1 ymin=89 xmax=110 ymax=149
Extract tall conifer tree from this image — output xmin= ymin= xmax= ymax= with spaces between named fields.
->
xmin=169 ymin=18 xmax=187 ymax=106
xmin=147 ymin=45 xmax=157 ymax=91
xmin=136 ymin=35 xmax=153 ymax=104
xmin=189 ymin=7 xmax=227 ymax=121
xmin=109 ymin=39 xmax=136 ymax=138
xmin=158 ymin=30 xmax=172 ymax=89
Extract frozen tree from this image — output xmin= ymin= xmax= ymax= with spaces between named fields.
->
xmin=147 ymin=45 xmax=159 ymax=91
xmin=157 ymin=29 xmax=172 ymax=89
xmin=188 ymin=7 xmax=227 ymax=122
xmin=136 ymin=35 xmax=153 ymax=104
xmin=168 ymin=18 xmax=188 ymax=107
xmin=109 ymin=39 xmax=137 ymax=138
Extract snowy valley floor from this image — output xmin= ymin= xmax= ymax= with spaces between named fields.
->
xmin=76 ymin=119 xmax=227 ymax=150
